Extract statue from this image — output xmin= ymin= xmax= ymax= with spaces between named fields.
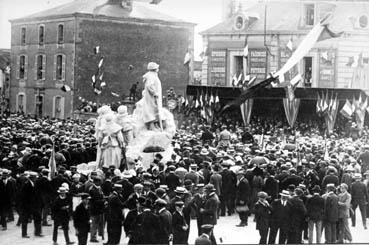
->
xmin=115 ymin=105 xmax=135 ymax=146
xmin=97 ymin=113 xmax=124 ymax=169
xmin=141 ymin=62 xmax=163 ymax=131
xmin=94 ymin=105 xmax=112 ymax=165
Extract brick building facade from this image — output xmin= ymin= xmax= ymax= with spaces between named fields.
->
xmin=9 ymin=0 xmax=194 ymax=119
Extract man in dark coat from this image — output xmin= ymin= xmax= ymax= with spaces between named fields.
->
xmin=0 ymin=170 xmax=12 ymax=230
xmin=200 ymin=184 xmax=218 ymax=245
xmin=220 ymin=162 xmax=236 ymax=216
xmin=263 ymin=172 xmax=279 ymax=201
xmin=18 ymin=172 xmax=43 ymax=238
xmin=195 ymin=224 xmax=213 ymax=245
xmin=235 ymin=170 xmax=250 ymax=226
xmin=166 ymin=165 xmax=181 ymax=193
xmin=73 ymin=193 xmax=91 ymax=245
xmin=35 ymin=168 xmax=54 ymax=226
xmin=116 ymin=172 xmax=134 ymax=202
xmin=52 ymin=187 xmax=74 ymax=245
xmin=287 ymin=188 xmax=307 ymax=244
xmin=268 ymin=190 xmax=291 ymax=245
xmin=156 ymin=199 xmax=173 ymax=245
xmin=350 ymin=173 xmax=368 ymax=229
xmin=172 ymin=201 xmax=189 ymax=245
xmin=133 ymin=199 xmax=160 ymax=244
xmin=324 ymin=184 xmax=339 ymax=244
xmin=254 ymin=191 xmax=272 ymax=245
xmin=88 ymin=176 xmax=105 ymax=242
xmin=105 ymin=184 xmax=125 ymax=245
xmin=306 ymin=185 xmax=324 ymax=244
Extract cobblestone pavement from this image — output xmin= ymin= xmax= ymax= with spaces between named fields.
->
xmin=1 ymin=213 xmax=368 ymax=244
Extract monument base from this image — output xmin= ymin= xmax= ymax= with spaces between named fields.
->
xmin=125 ymin=130 xmax=174 ymax=169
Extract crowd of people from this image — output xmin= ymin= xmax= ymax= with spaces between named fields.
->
xmin=0 ymin=112 xmax=369 ymax=245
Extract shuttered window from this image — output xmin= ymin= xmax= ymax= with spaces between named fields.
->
xmin=19 ymin=55 xmax=25 ymax=79
xmin=55 ymin=54 xmax=66 ymax=80
xmin=21 ymin=27 xmax=26 ymax=46
xmin=58 ymin=24 xmax=64 ymax=44
xmin=39 ymin=25 xmax=45 ymax=46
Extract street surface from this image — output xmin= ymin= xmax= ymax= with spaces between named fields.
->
xmin=1 ymin=213 xmax=368 ymax=244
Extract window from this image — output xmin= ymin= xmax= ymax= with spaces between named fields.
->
xmin=19 ymin=55 xmax=25 ymax=79
xmin=36 ymin=55 xmax=45 ymax=80
xmin=39 ymin=25 xmax=45 ymax=46
xmin=234 ymin=15 xmax=245 ymax=30
xmin=304 ymin=4 xmax=315 ymax=26
xmin=54 ymin=96 xmax=64 ymax=119
xmin=58 ymin=24 xmax=64 ymax=44
xmin=56 ymin=55 xmax=63 ymax=80
xmin=17 ymin=94 xmax=25 ymax=113
xmin=21 ymin=27 xmax=26 ymax=46
xmin=359 ymin=15 xmax=368 ymax=28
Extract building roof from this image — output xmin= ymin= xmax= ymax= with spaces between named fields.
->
xmin=10 ymin=0 xmax=194 ymax=26
xmin=201 ymin=1 xmax=369 ymax=35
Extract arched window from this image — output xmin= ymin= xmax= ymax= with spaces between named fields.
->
xmin=56 ymin=55 xmax=63 ymax=80
xmin=39 ymin=25 xmax=45 ymax=46
xmin=58 ymin=24 xmax=64 ymax=44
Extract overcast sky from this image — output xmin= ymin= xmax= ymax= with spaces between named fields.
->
xmin=0 ymin=0 xmax=224 ymax=59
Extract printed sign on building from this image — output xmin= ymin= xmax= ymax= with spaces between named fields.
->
xmin=318 ymin=49 xmax=336 ymax=88
xmin=249 ymin=49 xmax=267 ymax=82
xmin=209 ymin=50 xmax=227 ymax=86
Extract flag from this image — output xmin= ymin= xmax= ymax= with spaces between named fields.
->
xmin=99 ymin=73 xmax=104 ymax=81
xmin=340 ymin=99 xmax=353 ymax=119
xmin=361 ymin=96 xmax=368 ymax=111
xmin=94 ymin=46 xmax=100 ymax=54
xmin=199 ymin=93 xmax=203 ymax=107
xmin=286 ymin=39 xmax=293 ymax=51
xmin=321 ymin=92 xmax=328 ymax=113
xmin=92 ymin=75 xmax=96 ymax=83
xmin=290 ymin=74 xmax=302 ymax=88
xmin=243 ymin=43 xmax=248 ymax=58
xmin=215 ymin=93 xmax=220 ymax=104
xmin=210 ymin=93 xmax=214 ymax=105
xmin=94 ymin=88 xmax=102 ymax=95
xmin=352 ymin=95 xmax=357 ymax=112
xmin=98 ymin=58 xmax=104 ymax=68
xmin=247 ymin=77 xmax=257 ymax=87
xmin=316 ymin=93 xmax=321 ymax=113
xmin=231 ymin=74 xmax=238 ymax=87
xmin=184 ymin=51 xmax=191 ymax=65
xmin=48 ymin=146 xmax=56 ymax=179
xmin=237 ymin=73 xmax=243 ymax=85
xmin=111 ymin=92 xmax=119 ymax=97
xmin=195 ymin=99 xmax=199 ymax=108
xmin=61 ymin=84 xmax=71 ymax=92
xmin=274 ymin=13 xmax=343 ymax=79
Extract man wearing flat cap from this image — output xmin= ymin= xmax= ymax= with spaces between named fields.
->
xmin=156 ymin=199 xmax=173 ymax=245
xmin=254 ymin=191 xmax=272 ymax=245
xmin=73 ymin=193 xmax=91 ymax=245
xmin=141 ymin=61 xmax=163 ymax=131
xmin=350 ymin=173 xmax=368 ymax=229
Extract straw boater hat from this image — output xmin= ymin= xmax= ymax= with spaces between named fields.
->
xmin=280 ymin=190 xmax=290 ymax=197
xmin=174 ymin=186 xmax=187 ymax=194
xmin=354 ymin=173 xmax=362 ymax=179
xmin=57 ymin=187 xmax=68 ymax=194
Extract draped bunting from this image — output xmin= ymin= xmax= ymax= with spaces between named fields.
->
xmin=240 ymin=99 xmax=254 ymax=126
xmin=283 ymin=98 xmax=300 ymax=128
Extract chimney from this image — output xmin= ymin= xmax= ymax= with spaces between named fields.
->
xmin=222 ymin=0 xmax=236 ymax=21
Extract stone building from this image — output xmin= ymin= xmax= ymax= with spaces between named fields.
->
xmin=9 ymin=0 xmax=194 ymax=118
xmin=202 ymin=0 xmax=369 ymax=92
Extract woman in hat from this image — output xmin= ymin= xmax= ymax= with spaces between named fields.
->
xmin=52 ymin=187 xmax=74 ymax=245
xmin=97 ymin=113 xmax=124 ymax=169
